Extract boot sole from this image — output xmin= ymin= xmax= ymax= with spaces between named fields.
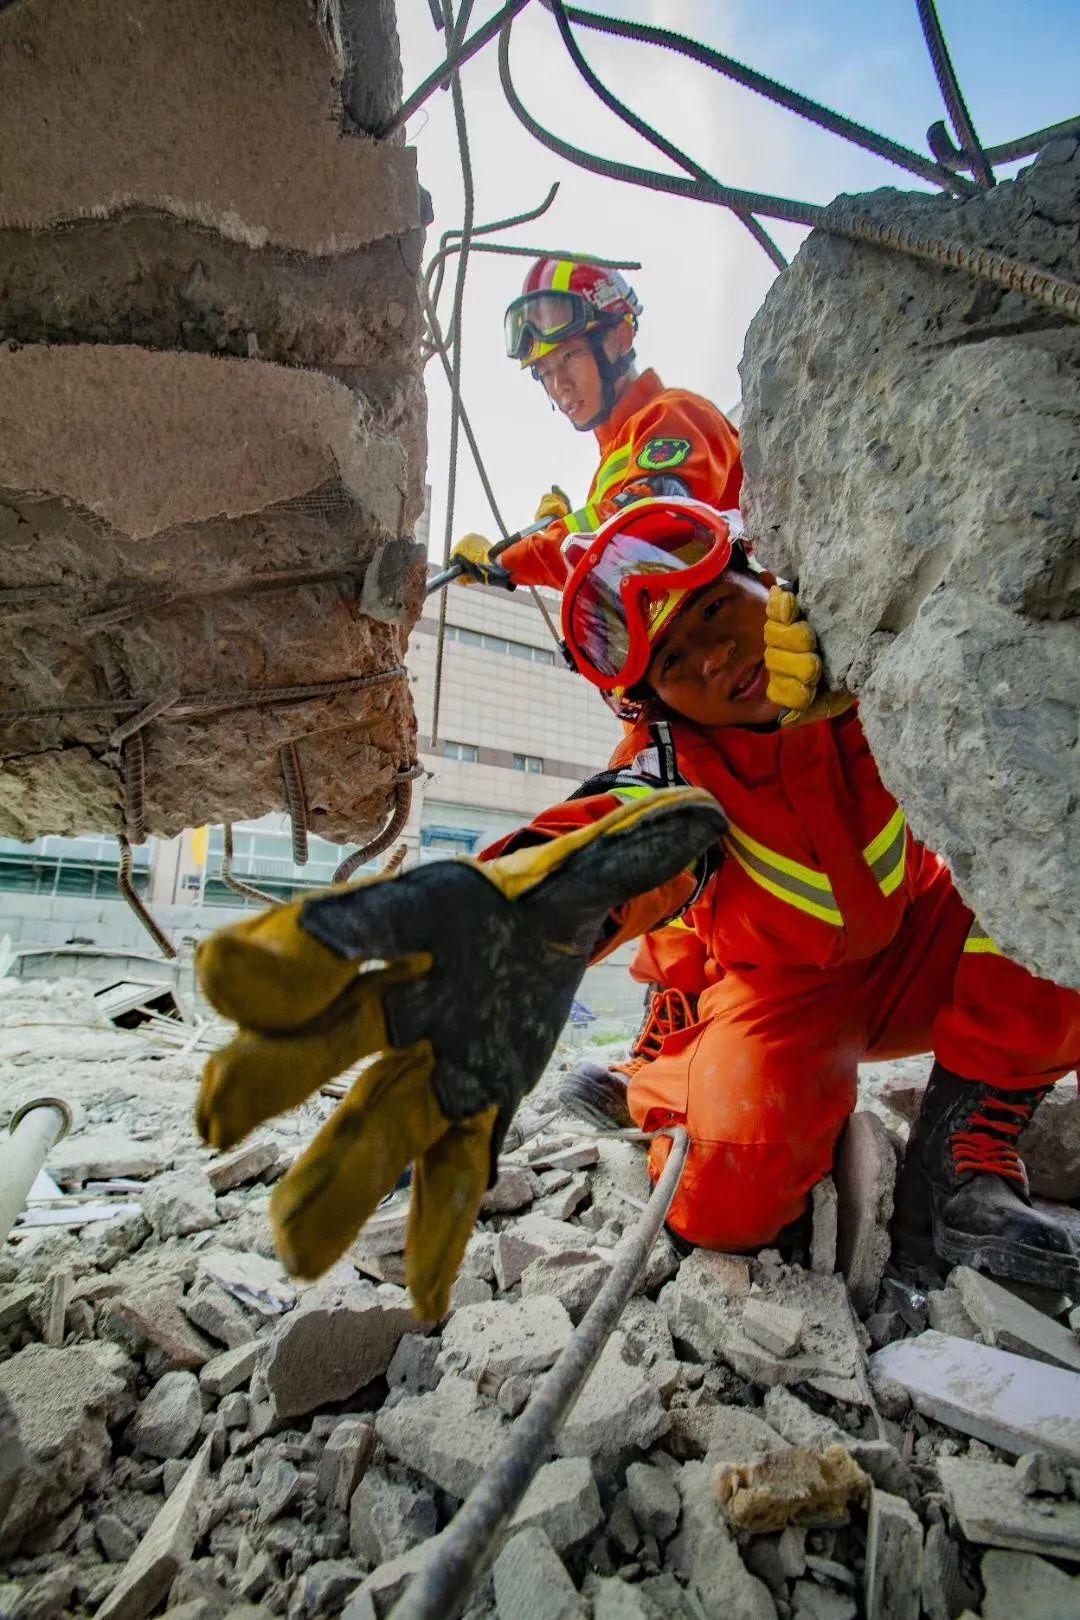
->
xmin=933 ymin=1224 xmax=1080 ymax=1295
xmin=555 ymin=1091 xmax=632 ymax=1134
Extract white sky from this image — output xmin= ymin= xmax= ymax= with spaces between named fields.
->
xmin=396 ymin=0 xmax=1078 ymax=562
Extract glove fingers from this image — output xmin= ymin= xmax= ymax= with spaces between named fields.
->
xmin=406 ymin=1106 xmax=498 ymax=1324
xmin=767 ymin=671 xmax=818 ymax=710
xmin=269 ymin=1042 xmax=443 ymax=1281
xmin=766 ymin=585 xmax=800 ymax=626
xmin=764 ymin=619 xmax=816 ymax=654
xmin=765 ymin=646 xmax=822 ymax=683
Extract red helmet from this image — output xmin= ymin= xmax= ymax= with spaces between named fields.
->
xmin=562 ymin=499 xmax=738 ymax=712
xmin=504 ymin=257 xmax=641 ymax=369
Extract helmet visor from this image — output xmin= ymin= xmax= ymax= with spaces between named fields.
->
xmin=504 ymin=290 xmax=591 ymax=361
xmin=564 ymin=517 xmax=732 ymax=692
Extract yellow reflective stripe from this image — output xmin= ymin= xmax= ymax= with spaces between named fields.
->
xmin=726 ymin=821 xmax=834 ymax=893
xmin=863 ymin=806 xmax=907 ymax=897
xmin=563 ymin=502 xmax=603 ymax=535
xmin=610 ymin=784 xmax=656 ymax=802
xmin=964 ymin=921 xmax=1002 ymax=955
xmin=593 ymin=447 xmax=632 ymax=500
xmin=551 ymin=260 xmax=574 ymax=292
xmin=727 ymin=843 xmax=844 ymax=926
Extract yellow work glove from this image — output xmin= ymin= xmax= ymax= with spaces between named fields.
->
xmin=765 ymin=586 xmax=854 ymax=729
xmin=534 ymin=485 xmax=571 ymax=523
xmin=449 ymin=533 xmax=513 ymax=589
xmin=195 ymin=788 xmax=726 ymax=1322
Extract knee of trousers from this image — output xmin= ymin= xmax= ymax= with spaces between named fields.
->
xmin=649 ymin=1131 xmax=835 ymax=1252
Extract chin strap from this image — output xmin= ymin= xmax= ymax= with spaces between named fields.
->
xmin=576 ymin=325 xmax=636 ymax=432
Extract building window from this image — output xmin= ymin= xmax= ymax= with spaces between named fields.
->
xmin=421 ymin=826 xmax=480 ymax=857
xmin=513 ymin=753 xmax=544 ymax=774
xmin=442 ymin=740 xmax=479 ymax=762
xmin=444 ymin=625 xmax=555 ymax=666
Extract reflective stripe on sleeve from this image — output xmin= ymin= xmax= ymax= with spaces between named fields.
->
xmin=863 ymin=806 xmax=907 ymax=898
xmin=963 ymin=920 xmax=1002 ymax=955
xmin=592 ymin=447 xmax=633 ymax=501
xmin=563 ymin=502 xmax=603 ymax=535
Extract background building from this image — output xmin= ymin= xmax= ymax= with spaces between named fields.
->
xmin=0 ymin=528 xmax=641 ymax=1017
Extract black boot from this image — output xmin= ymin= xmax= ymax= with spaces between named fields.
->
xmin=894 ymin=1062 xmax=1079 ymax=1293
xmin=557 ymin=983 xmax=697 ymax=1132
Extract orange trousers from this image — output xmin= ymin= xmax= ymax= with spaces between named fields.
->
xmin=628 ymin=867 xmax=1080 ymax=1250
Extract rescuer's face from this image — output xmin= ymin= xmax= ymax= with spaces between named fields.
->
xmin=646 ymin=573 xmax=783 ymax=729
xmin=533 ymin=336 xmax=604 ymax=430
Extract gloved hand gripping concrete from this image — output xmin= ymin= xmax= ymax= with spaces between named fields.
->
xmin=194 ymin=787 xmax=726 ymax=1321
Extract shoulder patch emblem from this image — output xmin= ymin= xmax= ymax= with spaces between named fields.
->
xmin=637 ymin=436 xmax=692 ymax=472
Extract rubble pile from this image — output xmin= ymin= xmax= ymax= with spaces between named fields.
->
xmin=0 ymin=0 xmax=426 ymax=845
xmin=740 ymin=139 xmax=1080 ymax=988
xmin=3 ymin=978 xmax=1080 ymax=1619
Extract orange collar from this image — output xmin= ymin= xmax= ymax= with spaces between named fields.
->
xmin=595 ymin=369 xmax=664 ymax=453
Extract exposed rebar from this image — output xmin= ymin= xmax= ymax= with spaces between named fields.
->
xmin=915 ymin=0 xmax=995 ymax=188
xmin=221 ymin=824 xmax=277 ymax=907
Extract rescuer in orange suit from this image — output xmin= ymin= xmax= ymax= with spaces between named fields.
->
xmin=481 ymin=498 xmax=1080 ymax=1291
xmin=449 ymin=256 xmax=742 ymax=1085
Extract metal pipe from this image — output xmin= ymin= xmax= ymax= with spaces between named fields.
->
xmin=0 ymin=1097 xmax=74 ymax=1247
xmin=390 ymin=1126 xmax=691 ymax=1620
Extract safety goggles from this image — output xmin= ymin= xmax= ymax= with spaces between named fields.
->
xmin=504 ymin=290 xmax=596 ymax=362
xmin=562 ymin=499 xmax=736 ymax=694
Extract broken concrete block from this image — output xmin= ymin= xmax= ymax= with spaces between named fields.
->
xmin=181 ymin=1277 xmax=255 ymax=1350
xmin=129 ymin=1371 xmax=203 ymax=1460
xmin=439 ymin=1297 xmax=573 ymax=1381
xmin=0 ymin=1341 xmax=133 ymax=1552
xmin=671 ymin=1401 xmax=789 ymax=1467
xmin=555 ymin=1333 xmax=668 ymax=1473
xmin=143 ymin=1168 xmax=219 ymax=1240
xmin=952 ymin=1265 xmax=1080 ymax=1372
xmin=47 ymin=1132 xmax=167 ymax=1188
xmin=198 ymin=1341 xmax=261 ymax=1398
xmin=96 ymin=1437 xmax=212 ymax=1620
xmin=872 ymin=1330 xmax=1080 ymax=1463
xmin=761 ymin=1388 xmax=844 ymax=1452
xmin=920 ymin=1520 xmax=979 ymax=1620
xmin=493 ymin=1214 xmax=598 ymax=1291
xmin=713 ymin=1446 xmax=869 ymax=1534
xmin=205 ymin=1141 xmax=283 ymax=1194
xmin=626 ymin=1462 xmax=681 ymax=1543
xmin=385 ymin=1334 xmax=441 ymax=1395
xmin=1014 ymin=1450 xmax=1068 ymax=1497
xmin=316 ymin=1419 xmax=375 ymax=1512
xmin=37 ymin=1265 xmax=72 ymax=1348
xmin=481 ymin=1165 xmax=541 ymax=1214
xmin=591 ymin=1577 xmax=660 ymax=1620
xmin=257 ymin=1457 xmax=301 ymax=1525
xmin=668 ymin=1460 xmax=777 ymax=1620
xmin=349 ymin=1467 xmax=436 ymax=1568
xmin=289 ymin=1559 xmax=364 ymax=1619
xmin=533 ymin=1171 xmax=592 ymax=1222
xmin=519 ymin=1253 xmax=612 ymax=1324
xmin=340 ymin=1534 xmax=442 ymax=1620
xmin=351 ymin=1204 xmax=409 ymax=1260
xmin=938 ymin=1456 xmax=1080 ymax=1561
xmin=375 ymin=1376 xmax=506 ymax=1499
xmin=834 ymin=1112 xmax=895 ymax=1314
xmin=864 ymin=1489 xmax=922 ymax=1620
xmin=743 ymin=1297 xmax=804 ymax=1358
xmin=103 ymin=1284 xmax=217 ymax=1373
xmin=527 ymin=1142 xmax=600 ymax=1173
xmin=510 ymin=1457 xmax=603 ymax=1552
xmin=493 ymin=1527 xmax=584 ymax=1620
xmin=980 ymin=1548 xmax=1080 ymax=1619
xmin=925 ymin=1287 xmax=978 ymax=1340
xmin=264 ymin=1278 xmax=413 ymax=1420
xmin=811 ymin=1176 xmax=839 ymax=1275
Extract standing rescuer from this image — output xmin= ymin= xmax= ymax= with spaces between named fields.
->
xmin=450 ymin=255 xmax=744 ymax=1095
xmin=192 ymin=498 xmax=1079 ymax=1313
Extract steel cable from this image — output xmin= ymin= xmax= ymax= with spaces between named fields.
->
xmin=915 ymin=0 xmax=995 ymax=189
xmin=549 ymin=0 xmax=786 ymax=270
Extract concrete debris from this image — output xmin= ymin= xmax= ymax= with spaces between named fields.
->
xmin=1014 ymin=1450 xmax=1068 ymax=1497
xmin=46 ymin=1132 xmax=168 ymax=1188
xmin=925 ymin=1287 xmax=978 ymax=1340
xmin=256 ymin=1457 xmax=302 ymax=1524
xmin=510 ymin=1457 xmax=604 ymax=1552
xmin=937 ymin=1456 xmax=1080 ymax=1561
xmin=671 ymin=1401 xmax=789 ymax=1467
xmin=534 ymin=1170 xmax=592 ymax=1221
xmin=740 ymin=140 xmax=1080 ymax=986
xmin=810 ymin=1176 xmax=839 ymax=1275
xmin=264 ymin=1278 xmax=413 ymax=1420
xmin=493 ymin=1214 xmax=601 ymax=1291
xmin=128 ymin=1371 xmax=203 ymax=1460
xmin=520 ymin=1252 xmax=613 ymax=1323
xmin=205 ymin=1141 xmax=283 ymax=1195
xmin=743 ymin=1297 xmax=805 ymax=1358
xmin=198 ymin=1341 xmax=261 ymax=1398
xmin=385 ymin=1334 xmax=442 ymax=1394
xmin=103 ymin=1285 xmax=218 ymax=1373
xmin=668 ymin=1461 xmax=777 ymax=1619
xmin=182 ymin=1277 xmax=256 ymax=1350
xmin=39 ymin=1266 xmax=72 ymax=1348
xmin=349 ymin=1467 xmax=437 ymax=1570
xmin=952 ymin=1265 xmax=1080 ymax=1373
xmin=375 ymin=1376 xmax=507 ymax=1499
xmin=920 ymin=1520 xmax=979 ymax=1620
xmin=979 ymin=1548 xmax=1080 ymax=1619
xmin=555 ymin=1332 xmax=669 ymax=1473
xmin=713 ymin=1446 xmax=870 ymax=1534
xmin=626 ymin=1462 xmax=681 ymax=1543
xmin=834 ymin=1113 xmax=895 ymax=1313
xmin=316 ymin=1419 xmax=375 ymax=1512
xmin=864 ymin=1489 xmax=922 ymax=1620
xmin=96 ymin=1437 xmax=212 ymax=1620
xmin=790 ymin=1580 xmax=856 ymax=1619
xmin=0 ymin=1341 xmax=133 ymax=1551
xmin=340 ymin=1534 xmax=444 ymax=1620
xmin=492 ymin=1527 xmax=586 ymax=1620
xmin=591 ymin=1576 xmax=661 ymax=1620
xmin=872 ymin=1330 xmax=1080 ymax=1463
xmin=481 ymin=1165 xmax=541 ymax=1214
xmin=439 ymin=1296 xmax=573 ymax=1381
xmin=289 ymin=1559 xmax=364 ymax=1618
xmin=527 ymin=1142 xmax=601 ymax=1173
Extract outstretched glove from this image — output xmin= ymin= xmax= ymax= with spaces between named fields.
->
xmin=765 ymin=587 xmax=854 ymax=729
xmin=449 ymin=533 xmax=513 ymax=588
xmin=195 ymin=787 xmax=726 ymax=1322
xmin=534 ymin=486 xmax=571 ymax=523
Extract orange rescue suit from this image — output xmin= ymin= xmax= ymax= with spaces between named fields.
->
xmin=482 ymin=708 xmax=1080 ymax=1251
xmin=498 ymin=370 xmax=742 ymax=591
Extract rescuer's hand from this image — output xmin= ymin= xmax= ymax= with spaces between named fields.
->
xmin=765 ymin=587 xmax=854 ymax=729
xmin=534 ymin=486 xmax=571 ymax=523
xmin=194 ymin=788 xmax=726 ymax=1322
xmin=449 ymin=533 xmax=513 ymax=588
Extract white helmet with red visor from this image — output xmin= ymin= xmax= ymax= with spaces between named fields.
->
xmin=561 ymin=498 xmax=747 ymax=717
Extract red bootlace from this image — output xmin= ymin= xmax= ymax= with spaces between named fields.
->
xmin=951 ymin=1095 xmax=1035 ymax=1183
xmin=630 ymin=986 xmax=696 ymax=1063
